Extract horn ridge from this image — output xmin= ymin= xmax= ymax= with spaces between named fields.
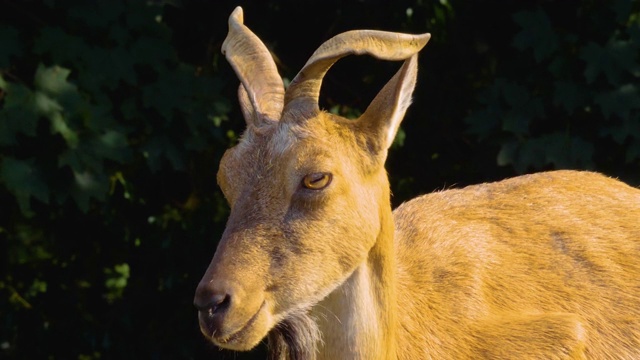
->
xmin=283 ymin=30 xmax=430 ymax=120
xmin=222 ymin=7 xmax=284 ymax=125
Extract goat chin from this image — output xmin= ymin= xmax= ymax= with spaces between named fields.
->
xmin=267 ymin=311 xmax=321 ymax=360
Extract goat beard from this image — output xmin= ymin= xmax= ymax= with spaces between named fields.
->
xmin=267 ymin=311 xmax=321 ymax=360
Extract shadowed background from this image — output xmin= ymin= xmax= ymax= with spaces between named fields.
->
xmin=1 ymin=0 xmax=638 ymax=358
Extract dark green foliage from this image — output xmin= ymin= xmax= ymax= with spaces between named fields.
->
xmin=466 ymin=1 xmax=640 ymax=175
xmin=1 ymin=0 xmax=232 ymax=358
xmin=0 ymin=0 xmax=638 ymax=359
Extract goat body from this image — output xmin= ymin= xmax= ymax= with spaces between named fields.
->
xmin=194 ymin=7 xmax=640 ymax=359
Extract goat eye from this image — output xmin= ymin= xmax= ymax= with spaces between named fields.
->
xmin=302 ymin=172 xmax=332 ymax=190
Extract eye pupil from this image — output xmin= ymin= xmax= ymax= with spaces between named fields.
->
xmin=303 ymin=172 xmax=332 ymax=190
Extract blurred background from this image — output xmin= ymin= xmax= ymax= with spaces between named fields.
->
xmin=1 ymin=0 xmax=638 ymax=358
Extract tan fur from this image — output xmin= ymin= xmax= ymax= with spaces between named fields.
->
xmin=195 ymin=7 xmax=640 ymax=359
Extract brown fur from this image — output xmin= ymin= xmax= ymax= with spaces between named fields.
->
xmin=393 ymin=171 xmax=640 ymax=359
xmin=194 ymin=7 xmax=640 ymax=359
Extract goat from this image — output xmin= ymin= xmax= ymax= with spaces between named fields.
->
xmin=194 ymin=7 xmax=640 ymax=359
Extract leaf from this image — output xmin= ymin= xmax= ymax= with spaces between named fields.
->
xmin=105 ymin=47 xmax=137 ymax=86
xmin=33 ymin=91 xmax=63 ymax=116
xmin=69 ymin=170 xmax=109 ymax=213
xmin=0 ymin=26 xmax=22 ymax=67
xmin=580 ymin=39 xmax=639 ymax=85
xmin=595 ymin=84 xmax=640 ymax=121
xmin=120 ymin=97 xmax=138 ymax=120
xmin=502 ymin=111 xmax=530 ymax=136
xmin=0 ymin=157 xmax=50 ymax=215
xmin=465 ymin=79 xmax=544 ymax=139
xmin=502 ymin=82 xmax=528 ymax=108
xmin=497 ymin=140 xmax=518 ymax=168
xmin=626 ymin=140 xmax=640 ymax=162
xmin=600 ymin=110 xmax=640 ymax=144
xmin=501 ymin=82 xmax=543 ymax=135
xmin=541 ymin=134 xmax=594 ymax=169
xmin=92 ymin=130 xmax=133 ymax=163
xmin=32 ymin=65 xmax=84 ymax=147
xmin=0 ymin=82 xmax=39 ymax=145
xmin=465 ymin=109 xmax=500 ymax=139
xmin=80 ymin=46 xmax=136 ymax=92
xmin=114 ymin=263 xmax=130 ymax=278
xmin=142 ymin=71 xmax=189 ymax=120
xmin=83 ymin=102 xmax=116 ymax=132
xmin=512 ymin=9 xmax=559 ymax=62
xmin=142 ymin=135 xmax=185 ymax=172
xmin=58 ymin=130 xmax=132 ymax=175
xmin=67 ymin=1 xmax=123 ymax=29
xmin=33 ymin=27 xmax=86 ymax=64
xmin=579 ymin=42 xmax=605 ymax=84
xmin=49 ymin=111 xmax=79 ymax=148
xmin=498 ymin=134 xmax=594 ymax=173
xmin=108 ymin=25 xmax=129 ymax=46
xmin=553 ymin=81 xmax=588 ymax=115
xmin=125 ymin=1 xmax=168 ymax=38
xmin=630 ymin=22 xmax=640 ymax=45
xmin=552 ymin=59 xmax=571 ymax=80
xmin=34 ymin=64 xmax=77 ymax=97
xmin=27 ymin=279 xmax=48 ymax=297
xmin=59 ymin=144 xmax=101 ymax=173
xmin=612 ymin=0 xmax=633 ymax=23
xmin=130 ymin=36 xmax=176 ymax=68
xmin=104 ymin=263 xmax=130 ymax=302
xmin=464 ymin=80 xmax=504 ymax=139
xmin=513 ymin=138 xmax=548 ymax=172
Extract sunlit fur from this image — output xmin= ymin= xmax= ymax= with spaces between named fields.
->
xmin=195 ymin=8 xmax=640 ymax=359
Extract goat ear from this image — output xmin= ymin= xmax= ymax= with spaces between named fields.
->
xmin=238 ymin=84 xmax=254 ymax=123
xmin=358 ymin=54 xmax=420 ymax=152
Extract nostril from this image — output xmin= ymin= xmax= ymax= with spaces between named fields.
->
xmin=210 ymin=293 xmax=231 ymax=314
xmin=194 ymin=290 xmax=232 ymax=315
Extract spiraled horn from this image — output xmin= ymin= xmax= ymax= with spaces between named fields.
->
xmin=222 ymin=7 xmax=284 ymax=125
xmin=282 ymin=30 xmax=430 ymax=120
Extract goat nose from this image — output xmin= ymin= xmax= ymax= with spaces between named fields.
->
xmin=194 ymin=282 xmax=232 ymax=314
xmin=195 ymin=283 xmax=234 ymax=337
xmin=193 ymin=282 xmax=233 ymax=316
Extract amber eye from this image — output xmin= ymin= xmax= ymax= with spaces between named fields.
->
xmin=302 ymin=172 xmax=332 ymax=190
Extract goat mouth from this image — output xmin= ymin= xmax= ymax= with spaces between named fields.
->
xmin=215 ymin=300 xmax=267 ymax=346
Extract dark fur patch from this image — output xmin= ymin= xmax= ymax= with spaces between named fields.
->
xmin=551 ymin=231 xmax=596 ymax=272
xmin=338 ymin=254 xmax=355 ymax=273
xmin=267 ymin=311 xmax=321 ymax=360
xmin=270 ymin=246 xmax=288 ymax=269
